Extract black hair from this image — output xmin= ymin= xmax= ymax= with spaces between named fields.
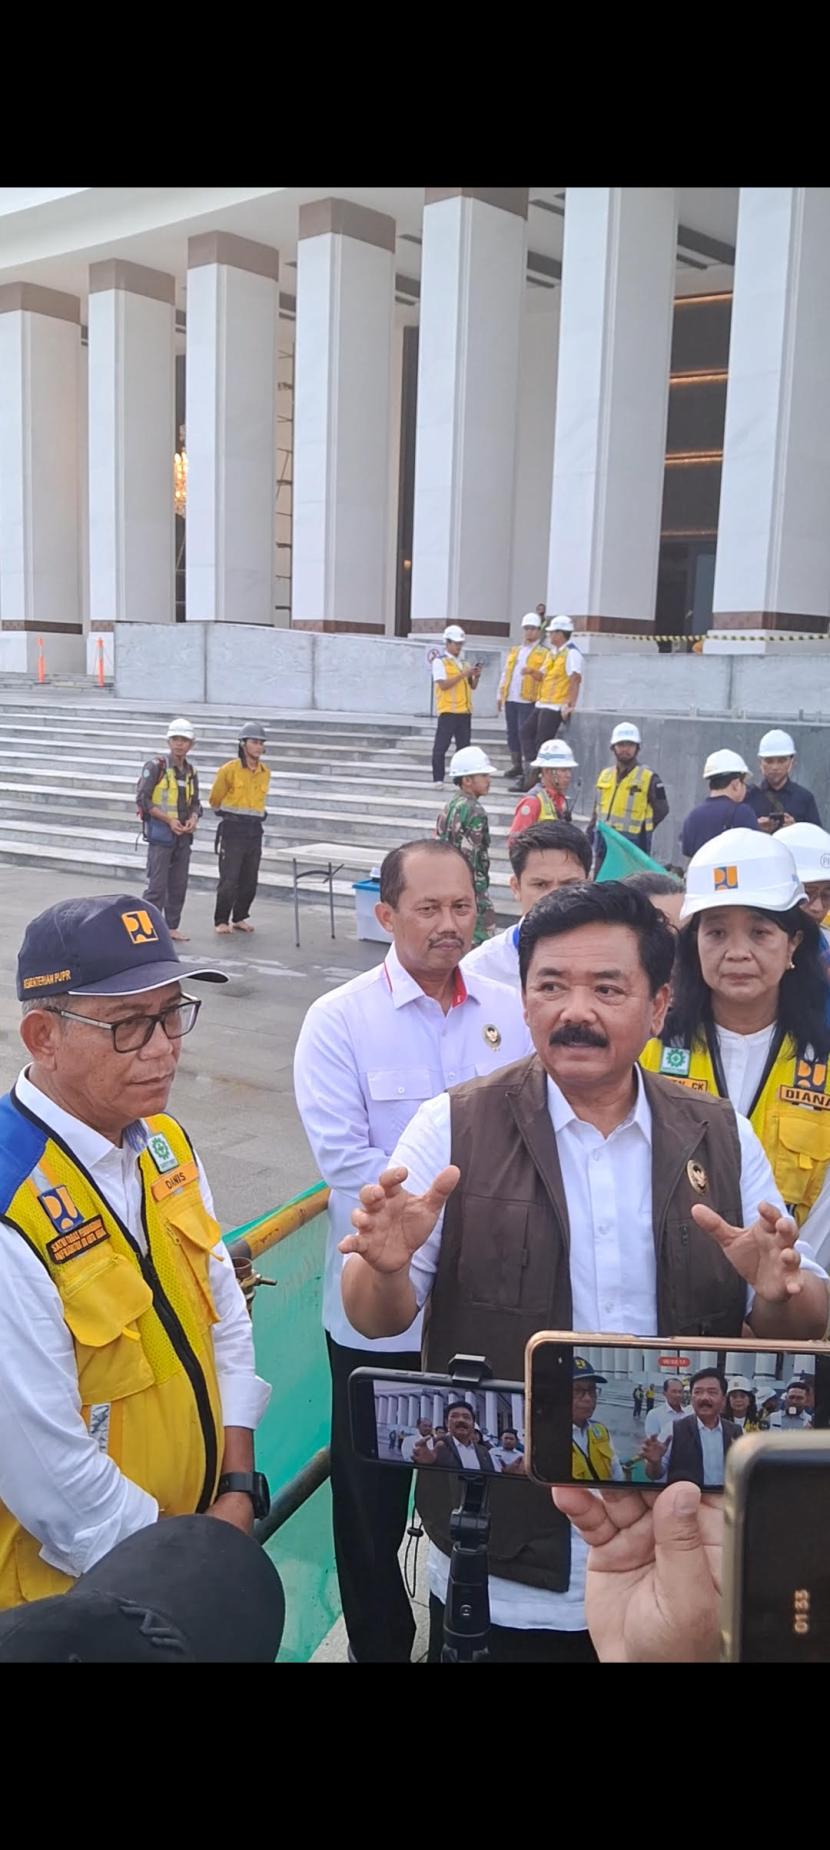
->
xmin=662 ymin=1377 xmax=683 ymax=1391
xmin=446 ymin=1401 xmax=475 ymax=1421
xmin=665 ymin=904 xmax=829 ymax=1060
xmin=690 ymin=1366 xmax=727 ymax=1395
xmin=509 ymin=819 xmax=591 ymax=880
xmin=625 ymin=871 xmax=683 ymax=899
xmin=518 ymin=879 xmax=676 ymax=995
xmin=379 ymin=839 xmax=474 ymax=909
xmin=726 ymin=1388 xmax=758 ymax=1424
xmin=501 ymin=1428 xmax=518 ymax=1440
xmin=708 ymin=771 xmax=745 ymax=791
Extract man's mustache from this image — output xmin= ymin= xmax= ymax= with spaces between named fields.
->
xmin=429 ymin=936 xmax=464 ymax=949
xmin=549 ymin=1024 xmax=609 ymax=1049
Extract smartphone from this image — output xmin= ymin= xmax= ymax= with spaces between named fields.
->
xmin=349 ymin=1366 xmax=527 ymax=1478
xmin=721 ymin=1433 xmax=830 ymax=1661
xmin=524 ymin=1332 xmax=829 ymax=1490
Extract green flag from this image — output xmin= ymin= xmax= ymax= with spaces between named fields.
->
xmin=594 ymin=819 xmax=669 ymax=882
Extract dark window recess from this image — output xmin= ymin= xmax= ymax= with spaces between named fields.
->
xmin=666 ymin=377 xmax=728 ymax=454
xmin=395 ymin=325 xmax=419 ymax=637
xmin=661 ymin=459 xmax=723 ymax=536
xmin=670 ymin=294 xmax=732 ymax=374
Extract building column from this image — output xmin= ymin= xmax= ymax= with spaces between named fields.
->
xmin=0 ymin=283 xmax=82 ymax=674
xmin=713 ymin=188 xmax=830 ymax=632
xmin=546 ymin=188 xmax=676 ymax=629
xmin=186 ymin=233 xmax=279 ymax=626
xmin=410 ymin=187 xmax=528 ymax=639
xmin=509 ymin=291 xmax=560 ymax=625
xmin=87 ymin=260 xmax=175 ymax=669
xmin=292 ymin=198 xmax=395 ymax=633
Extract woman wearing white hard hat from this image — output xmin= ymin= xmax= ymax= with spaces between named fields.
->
xmin=496 ymin=613 xmax=551 ymax=786
xmin=641 ymin=828 xmax=830 ymax=1270
xmin=777 ymin=822 xmax=830 ymax=941
xmin=138 ymin=717 xmax=201 ymax=942
xmin=431 ymin=626 xmax=481 ymax=786
xmin=507 ymin=737 xmax=578 ymax=841
xmin=590 ymin=722 xmax=669 ymax=865
xmin=435 ymin=746 xmax=500 ymax=946
xmin=679 ymin=749 xmax=758 ymax=860
xmin=724 ymin=1377 xmax=764 ymax=1432
xmin=745 ymin=729 xmax=823 ymax=832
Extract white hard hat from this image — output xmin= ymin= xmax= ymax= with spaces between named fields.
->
xmin=680 ymin=828 xmax=806 ymax=922
xmin=758 ymin=729 xmax=796 ymax=758
xmin=521 ymin=611 xmax=543 ymax=629
xmin=755 ymin=1381 xmax=780 ymax=1405
xmin=443 ymin=624 xmax=466 ymax=643
xmin=166 ymin=717 xmax=195 ymax=741
xmin=548 ymin=614 xmax=574 ymax=634
xmin=703 ymin=748 xmax=749 ymax=780
xmin=727 ymin=1376 xmax=753 ymax=1396
xmin=777 ymin=822 xmax=830 ymax=884
xmin=531 ymin=738 xmax=578 ymax=771
xmin=610 ymin=722 xmax=641 ymax=747
xmin=449 ymin=745 xmax=499 ymax=779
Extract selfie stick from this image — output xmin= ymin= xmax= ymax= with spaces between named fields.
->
xmin=441 ymin=1354 xmax=493 ymax=1664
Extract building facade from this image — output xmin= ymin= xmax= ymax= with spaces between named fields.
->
xmin=0 ymin=185 xmax=829 ymax=685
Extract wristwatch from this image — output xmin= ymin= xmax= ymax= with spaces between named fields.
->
xmin=216 ymin=1471 xmax=270 ymax=1520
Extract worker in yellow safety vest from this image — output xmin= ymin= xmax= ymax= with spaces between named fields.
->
xmin=0 ymin=893 xmax=271 ymax=1611
xmin=137 ymin=718 xmax=202 ymax=943
xmin=571 ymin=1357 xmax=624 ymax=1483
xmin=497 ymin=611 xmax=550 ymax=785
xmin=526 ymin=615 xmax=583 ymax=789
xmin=209 ymin=722 xmax=271 ymax=936
xmin=431 ymin=625 xmax=482 ymax=785
xmin=591 ymin=722 xmax=669 ymax=865
xmin=640 ymin=829 xmax=830 ymax=1276
xmin=508 ymin=738 xmax=579 ymax=841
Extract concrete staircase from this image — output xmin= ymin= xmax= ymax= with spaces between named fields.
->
xmin=0 ymin=693 xmax=574 ymax=921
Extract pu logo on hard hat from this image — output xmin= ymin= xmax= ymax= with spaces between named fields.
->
xmin=121 ymin=909 xmax=159 ymax=946
xmin=713 ymin=866 xmax=738 ymax=891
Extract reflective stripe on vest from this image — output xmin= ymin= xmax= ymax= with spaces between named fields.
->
xmin=151 ymin=763 xmax=195 ymax=816
xmin=0 ymin=1097 xmax=224 ymax=1609
xmin=436 ymin=657 xmax=473 ymax=716
xmin=571 ymin=1423 xmax=616 ymax=1482
xmin=595 ymin=765 xmax=653 ymax=836
xmin=537 ymin=645 xmax=578 ymax=708
xmin=640 ymin=1034 xmax=830 ymax=1224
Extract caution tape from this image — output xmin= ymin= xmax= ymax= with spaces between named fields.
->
xmin=594 ymin=632 xmax=830 ymax=645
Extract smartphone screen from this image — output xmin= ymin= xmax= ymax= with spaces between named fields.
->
xmin=349 ymin=1367 xmax=527 ymax=1477
xmin=526 ymin=1338 xmax=830 ymax=1490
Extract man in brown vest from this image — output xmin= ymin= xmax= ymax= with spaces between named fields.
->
xmin=341 ymin=881 xmax=829 ymax=1663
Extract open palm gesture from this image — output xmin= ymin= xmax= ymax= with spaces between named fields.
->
xmin=339 ymin=1164 xmax=460 ymax=1274
xmin=693 ymin=1198 xmax=802 ymax=1304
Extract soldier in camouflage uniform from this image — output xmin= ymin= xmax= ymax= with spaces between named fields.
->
xmin=435 ymin=745 xmax=500 ymax=946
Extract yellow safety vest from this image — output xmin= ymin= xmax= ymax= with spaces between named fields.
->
xmin=209 ymin=758 xmax=270 ymax=820
xmin=572 ymin=1422 xmax=616 ymax=1482
xmin=640 ymin=1034 xmax=830 ymax=1224
xmin=0 ymin=1103 xmax=224 ymax=1609
xmin=150 ymin=761 xmax=196 ymax=818
xmin=498 ymin=644 xmax=550 ymax=706
xmin=435 ymin=656 xmax=473 ymax=716
xmin=537 ymin=644 xmax=579 ymax=708
xmin=595 ymin=764 xmax=654 ymax=836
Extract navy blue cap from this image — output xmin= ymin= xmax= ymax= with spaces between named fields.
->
xmin=17 ymin=894 xmax=228 ymax=1000
xmin=573 ymin=1355 xmax=607 ymax=1385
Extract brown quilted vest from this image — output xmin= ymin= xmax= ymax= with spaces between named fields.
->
xmin=416 ymin=1055 xmax=746 ymax=1592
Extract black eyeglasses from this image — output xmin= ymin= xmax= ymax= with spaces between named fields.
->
xmin=47 ymin=994 xmax=202 ymax=1053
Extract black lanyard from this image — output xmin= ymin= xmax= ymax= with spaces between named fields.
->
xmin=705 ymin=1020 xmax=787 ymax=1122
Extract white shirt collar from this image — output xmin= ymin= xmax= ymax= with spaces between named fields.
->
xmin=15 ymin=1068 xmax=148 ymax=1167
xmin=545 ymin=1062 xmax=652 ymax=1143
xmin=382 ymin=942 xmax=481 ymax=1011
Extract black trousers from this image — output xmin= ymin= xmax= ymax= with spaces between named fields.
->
xmin=326 ymin=1333 xmax=420 ymax=1663
xmin=143 ymin=832 xmax=192 ymax=929
xmin=432 ymin=712 xmax=471 ymax=783
xmin=519 ymin=704 xmax=539 ymax=769
xmin=504 ymin=700 xmax=523 ymax=765
xmin=534 ymin=707 xmax=564 ymax=752
xmin=214 ymin=822 xmax=263 ymax=925
xmin=427 ymin=1593 xmax=598 ymax=1664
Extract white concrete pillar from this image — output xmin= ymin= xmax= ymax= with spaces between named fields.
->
xmin=547 ymin=188 xmax=676 ymax=629
xmin=420 ymin=1392 xmax=431 ymax=1420
xmin=484 ymin=1391 xmax=499 ymax=1436
xmin=292 ymin=198 xmax=395 ymax=634
xmin=509 ymin=292 xmax=560 ymax=625
xmin=510 ymin=1392 xmax=525 ymax=1440
xmin=186 ymin=232 xmax=279 ymax=626
xmin=408 ymin=1394 xmax=419 ymax=1426
xmin=87 ymin=260 xmax=175 ymax=667
xmin=410 ymin=188 xmax=527 ymax=642
xmin=0 ymin=283 xmax=82 ymax=674
xmin=432 ymin=1394 xmax=444 ymax=1428
xmin=713 ymin=188 xmax=830 ymax=632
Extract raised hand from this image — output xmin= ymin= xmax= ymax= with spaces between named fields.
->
xmin=339 ymin=1164 xmax=460 ymax=1275
xmin=692 ymin=1198 xmax=802 ymax=1305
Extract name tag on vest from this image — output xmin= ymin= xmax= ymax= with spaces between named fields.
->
xmin=150 ymin=1159 xmax=199 ymax=1201
xmin=778 ymin=1085 xmax=830 ymax=1111
xmin=667 ymin=1076 xmax=711 ymax=1093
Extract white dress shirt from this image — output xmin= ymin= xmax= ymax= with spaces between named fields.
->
xmin=659 ymin=1416 xmax=729 ymax=1487
xmin=462 ymin=923 xmax=520 ymax=988
xmin=376 ymin=1063 xmax=827 ymax=1630
xmin=506 ymin=644 xmax=535 ymax=704
xmin=712 ymin=1022 xmax=830 ymax=1274
xmin=293 ymin=943 xmax=532 ymax=1350
xmin=0 ymin=1070 xmax=270 ymax=1582
xmin=644 ymin=1400 xmax=688 ymax=1439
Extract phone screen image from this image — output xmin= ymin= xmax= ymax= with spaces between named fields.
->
xmin=527 ymin=1341 xmax=828 ymax=1491
xmin=349 ymin=1369 xmax=526 ymax=1476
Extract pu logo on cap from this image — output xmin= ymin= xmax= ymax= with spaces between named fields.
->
xmin=713 ymin=865 xmax=738 ymax=891
xmin=121 ymin=908 xmax=158 ymax=946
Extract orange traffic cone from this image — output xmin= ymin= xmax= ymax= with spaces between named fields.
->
xmin=37 ymin=638 xmax=45 ymax=685
xmin=96 ymin=637 xmax=105 ymax=688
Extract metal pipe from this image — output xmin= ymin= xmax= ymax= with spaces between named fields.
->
xmin=255 ymin=1447 xmax=331 ymax=1546
xmin=226 ymin=1182 xmax=330 ymax=1267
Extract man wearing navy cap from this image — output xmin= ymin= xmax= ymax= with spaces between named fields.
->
xmin=571 ymin=1358 xmax=624 ymax=1484
xmin=0 ymin=894 xmax=271 ymax=1612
